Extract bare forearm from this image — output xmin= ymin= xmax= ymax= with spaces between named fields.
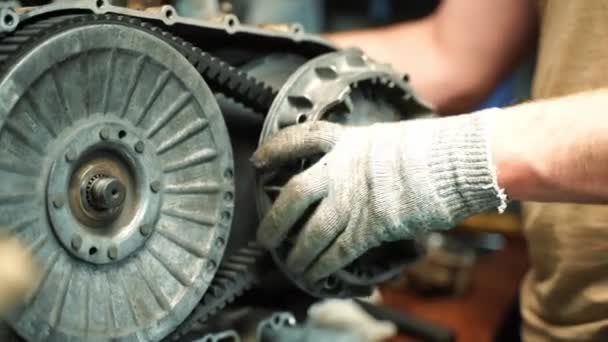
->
xmin=326 ymin=0 xmax=537 ymax=113
xmin=491 ymin=89 xmax=608 ymax=202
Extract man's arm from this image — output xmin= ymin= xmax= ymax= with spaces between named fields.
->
xmin=253 ymin=89 xmax=608 ymax=281
xmin=493 ymin=90 xmax=608 ymax=203
xmin=326 ymin=0 xmax=538 ymax=113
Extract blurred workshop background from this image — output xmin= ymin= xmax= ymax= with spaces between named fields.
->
xmin=19 ymin=1 xmax=534 ymax=341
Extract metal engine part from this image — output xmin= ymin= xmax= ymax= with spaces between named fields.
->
xmin=0 ymin=13 xmax=234 ymax=342
xmin=195 ymin=330 xmax=241 ymax=342
xmin=257 ymin=49 xmax=432 ymax=297
xmin=256 ymin=312 xmax=363 ymax=342
xmin=0 ymin=1 xmax=437 ymax=341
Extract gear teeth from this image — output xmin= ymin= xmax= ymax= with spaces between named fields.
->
xmin=167 ymin=242 xmax=266 ymax=341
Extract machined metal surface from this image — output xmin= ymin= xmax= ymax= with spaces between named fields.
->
xmin=255 ymin=312 xmax=362 ymax=342
xmin=259 ymin=49 xmax=432 ymax=137
xmin=12 ymin=0 xmax=333 ymax=51
xmin=47 ymin=121 xmax=164 ymax=265
xmin=195 ymin=330 xmax=241 ymax=342
xmin=256 ymin=312 xmax=297 ymax=341
xmin=0 ymin=4 xmax=19 ymax=33
xmin=1 ymin=17 xmax=234 ymax=341
xmin=257 ymin=49 xmax=433 ymax=298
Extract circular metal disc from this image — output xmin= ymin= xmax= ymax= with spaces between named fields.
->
xmin=257 ymin=49 xmax=432 ymax=297
xmin=0 ymin=21 xmax=234 ymax=341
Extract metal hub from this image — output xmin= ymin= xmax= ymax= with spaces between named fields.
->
xmin=47 ymin=121 xmax=162 ymax=265
xmin=86 ymin=175 xmax=125 ymax=211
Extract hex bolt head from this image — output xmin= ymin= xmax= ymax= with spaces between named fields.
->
xmin=65 ymin=149 xmax=77 ymax=162
xmin=52 ymin=195 xmax=64 ymax=209
xmin=99 ymin=128 xmax=110 ymax=140
xmin=140 ymin=224 xmax=153 ymax=236
xmin=71 ymin=235 xmax=82 ymax=251
xmin=107 ymin=246 xmax=118 ymax=260
xmin=134 ymin=141 xmax=145 ymax=153
xmin=150 ymin=180 xmax=161 ymax=193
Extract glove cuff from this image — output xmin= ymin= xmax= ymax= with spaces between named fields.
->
xmin=428 ymin=108 xmax=507 ymax=222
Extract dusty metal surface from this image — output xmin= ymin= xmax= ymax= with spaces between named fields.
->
xmin=0 ymin=17 xmax=234 ymax=341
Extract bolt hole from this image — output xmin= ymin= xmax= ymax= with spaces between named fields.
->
xmin=224 ymin=169 xmax=233 ymax=179
xmin=224 ymin=192 xmax=234 ymax=201
xmin=296 ymin=114 xmax=307 ymax=124
xmin=227 ymin=17 xmax=236 ymax=27
xmin=3 ymin=14 xmax=14 ymax=27
xmin=89 ymin=247 xmax=98 ymax=256
xmin=118 ymin=130 xmax=127 ymax=139
xmin=273 ymin=315 xmax=283 ymax=325
xmin=96 ymin=0 xmax=104 ymax=8
xmin=221 ymin=211 xmax=231 ymax=222
xmin=165 ymin=9 xmax=174 ymax=19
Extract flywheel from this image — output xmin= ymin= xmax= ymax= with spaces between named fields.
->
xmin=0 ymin=16 xmax=234 ymax=341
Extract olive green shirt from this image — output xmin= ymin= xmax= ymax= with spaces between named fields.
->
xmin=522 ymin=1 xmax=608 ymax=341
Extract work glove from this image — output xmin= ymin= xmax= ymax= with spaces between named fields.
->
xmin=0 ymin=236 xmax=39 ymax=316
xmin=252 ymin=110 xmax=507 ymax=283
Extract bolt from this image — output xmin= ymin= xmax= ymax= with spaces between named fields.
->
xmin=65 ymin=149 xmax=77 ymax=162
xmin=150 ymin=180 xmax=161 ymax=193
xmin=140 ymin=224 xmax=152 ymax=236
xmin=134 ymin=141 xmax=145 ymax=153
xmin=51 ymin=195 xmax=64 ymax=209
xmin=107 ymin=246 xmax=118 ymax=260
xmin=99 ymin=128 xmax=110 ymax=140
xmin=71 ymin=235 xmax=82 ymax=251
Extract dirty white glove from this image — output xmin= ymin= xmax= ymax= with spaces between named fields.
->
xmin=0 ymin=236 xmax=39 ymax=316
xmin=252 ymin=110 xmax=506 ymax=283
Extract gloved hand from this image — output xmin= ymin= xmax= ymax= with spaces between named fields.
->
xmin=0 ymin=236 xmax=38 ymax=316
xmin=252 ymin=110 xmax=506 ymax=283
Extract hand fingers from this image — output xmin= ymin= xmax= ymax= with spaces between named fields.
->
xmin=286 ymin=199 xmax=347 ymax=273
xmin=257 ymin=159 xmax=328 ymax=248
xmin=252 ymin=121 xmax=343 ymax=170
xmin=305 ymin=222 xmax=380 ymax=283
